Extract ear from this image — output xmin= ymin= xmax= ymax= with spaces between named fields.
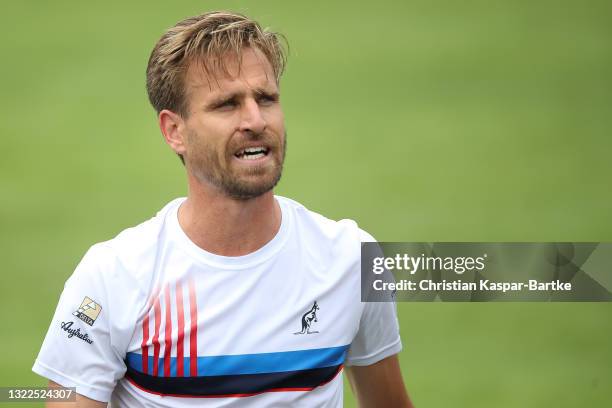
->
xmin=159 ymin=109 xmax=187 ymax=156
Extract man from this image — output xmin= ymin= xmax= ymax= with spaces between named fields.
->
xmin=33 ymin=11 xmax=414 ymax=408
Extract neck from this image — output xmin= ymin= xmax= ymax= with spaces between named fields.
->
xmin=177 ymin=175 xmax=281 ymax=257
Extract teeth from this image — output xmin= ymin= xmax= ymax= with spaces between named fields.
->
xmin=235 ymin=146 xmax=268 ymax=159
xmin=245 ymin=147 xmax=265 ymax=153
xmin=242 ymin=152 xmax=265 ymax=160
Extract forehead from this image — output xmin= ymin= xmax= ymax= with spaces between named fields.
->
xmin=184 ymin=47 xmax=277 ymax=101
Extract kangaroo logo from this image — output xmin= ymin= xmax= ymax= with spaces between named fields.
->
xmin=294 ymin=301 xmax=320 ymax=335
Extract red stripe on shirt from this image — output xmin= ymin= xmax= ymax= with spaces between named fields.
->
xmin=152 ymin=290 xmax=162 ymax=377
xmin=141 ymin=286 xmax=160 ymax=375
xmin=176 ymin=280 xmax=185 ymax=377
xmin=163 ymin=286 xmax=172 ymax=377
xmin=189 ymin=278 xmax=198 ymax=376
xmin=141 ymin=312 xmax=150 ymax=375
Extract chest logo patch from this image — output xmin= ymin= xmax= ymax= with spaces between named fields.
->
xmin=294 ymin=301 xmax=320 ymax=335
xmin=73 ymin=296 xmax=102 ymax=326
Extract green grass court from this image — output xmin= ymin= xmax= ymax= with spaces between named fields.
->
xmin=1 ymin=1 xmax=611 ymax=406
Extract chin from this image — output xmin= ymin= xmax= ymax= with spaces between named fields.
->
xmin=225 ymin=174 xmax=282 ymax=201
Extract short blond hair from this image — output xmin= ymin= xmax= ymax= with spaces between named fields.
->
xmin=146 ymin=11 xmax=287 ymax=117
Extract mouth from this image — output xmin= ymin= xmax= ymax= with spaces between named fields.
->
xmin=234 ymin=146 xmax=270 ymax=161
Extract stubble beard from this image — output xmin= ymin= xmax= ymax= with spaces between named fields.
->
xmin=187 ymin=131 xmax=286 ymax=201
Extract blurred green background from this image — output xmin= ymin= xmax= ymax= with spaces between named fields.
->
xmin=1 ymin=0 xmax=611 ymax=406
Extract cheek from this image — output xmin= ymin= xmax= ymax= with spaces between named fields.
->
xmin=266 ymin=109 xmax=285 ymax=133
xmin=187 ymin=122 xmax=228 ymax=153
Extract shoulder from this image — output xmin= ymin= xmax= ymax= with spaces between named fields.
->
xmin=70 ymin=198 xmax=184 ymax=299
xmin=278 ymin=195 xmax=375 ymax=241
xmin=276 ymin=196 xmax=376 ymax=262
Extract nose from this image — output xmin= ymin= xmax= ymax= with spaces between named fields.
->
xmin=239 ymin=98 xmax=267 ymax=135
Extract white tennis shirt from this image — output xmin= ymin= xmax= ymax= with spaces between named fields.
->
xmin=33 ymin=196 xmax=401 ymax=407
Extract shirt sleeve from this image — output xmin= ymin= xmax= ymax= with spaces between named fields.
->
xmin=32 ymin=244 xmax=128 ymax=402
xmin=345 ymin=299 xmax=402 ymax=366
xmin=345 ymin=229 xmax=402 ymax=366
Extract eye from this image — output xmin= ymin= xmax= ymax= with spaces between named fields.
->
xmin=257 ymin=93 xmax=279 ymax=106
xmin=215 ymin=99 xmax=237 ymax=110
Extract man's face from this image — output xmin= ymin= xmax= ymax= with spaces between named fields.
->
xmin=180 ymin=47 xmax=286 ymax=200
